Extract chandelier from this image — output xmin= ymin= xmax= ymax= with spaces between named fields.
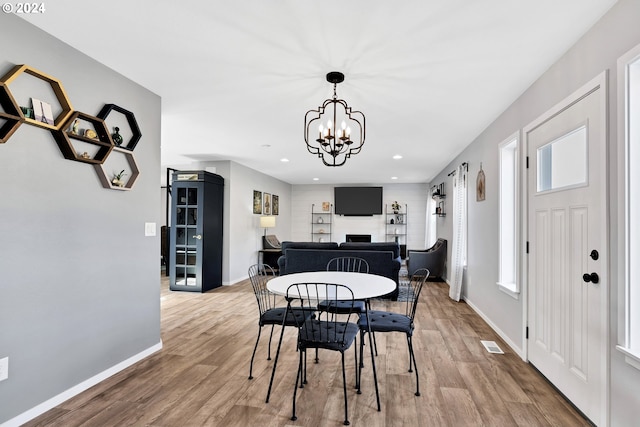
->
xmin=304 ymin=72 xmax=365 ymax=166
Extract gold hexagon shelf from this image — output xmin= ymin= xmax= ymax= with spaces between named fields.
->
xmin=94 ymin=146 xmax=140 ymax=190
xmin=0 ymin=64 xmax=73 ymax=131
xmin=52 ymin=111 xmax=114 ymax=164
xmin=0 ymin=82 xmax=23 ymax=143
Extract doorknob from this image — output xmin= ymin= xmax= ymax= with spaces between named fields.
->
xmin=590 ymin=250 xmax=599 ymax=260
xmin=193 ymin=234 xmax=202 ymax=240
xmin=582 ymin=272 xmax=599 ymax=284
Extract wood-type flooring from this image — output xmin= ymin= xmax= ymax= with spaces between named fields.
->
xmin=23 ymin=275 xmax=590 ymax=426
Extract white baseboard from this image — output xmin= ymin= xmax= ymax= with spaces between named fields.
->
xmin=2 ymin=342 xmax=163 ymax=427
xmin=462 ymin=297 xmax=525 ymax=359
xmin=442 ymin=277 xmax=524 ymax=359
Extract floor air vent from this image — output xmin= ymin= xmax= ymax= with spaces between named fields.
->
xmin=481 ymin=340 xmax=504 ymax=354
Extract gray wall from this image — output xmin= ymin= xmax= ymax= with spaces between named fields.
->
xmin=0 ymin=14 xmax=161 ymax=424
xmin=430 ymin=0 xmax=640 ymax=425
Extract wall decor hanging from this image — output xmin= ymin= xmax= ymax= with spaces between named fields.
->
xmin=477 ymin=162 xmax=486 ymax=201
xmin=253 ymin=190 xmax=262 ymax=214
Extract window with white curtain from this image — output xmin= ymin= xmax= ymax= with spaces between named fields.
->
xmin=498 ymin=133 xmax=519 ymax=298
xmin=617 ymin=43 xmax=640 ymax=369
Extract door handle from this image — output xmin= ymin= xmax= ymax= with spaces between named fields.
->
xmin=192 ymin=234 xmax=202 ymax=240
xmin=582 ymin=272 xmax=599 ymax=284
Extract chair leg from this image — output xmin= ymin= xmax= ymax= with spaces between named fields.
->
xmin=341 ymin=352 xmax=350 ymax=426
xmin=301 ymin=347 xmax=307 ymax=387
xmin=291 ymin=348 xmax=302 ymax=421
xmin=267 ymin=324 xmax=276 ymax=360
xmin=266 ymin=318 xmax=287 ymax=403
xmin=353 ymin=336 xmax=359 ymax=389
xmin=366 ymin=327 xmax=381 ymax=411
xmin=357 ymin=329 xmax=364 ymax=394
xmin=248 ymin=325 xmax=262 ymax=380
xmin=407 ymin=335 xmax=420 ymax=396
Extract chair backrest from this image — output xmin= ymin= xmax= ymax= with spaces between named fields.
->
xmin=405 ymin=268 xmax=429 ymax=320
xmin=248 ymin=264 xmax=277 ymax=315
xmin=286 ymin=283 xmax=356 ymax=345
xmin=326 ymin=256 xmax=370 ymax=273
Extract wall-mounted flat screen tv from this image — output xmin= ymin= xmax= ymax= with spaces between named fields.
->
xmin=334 ymin=186 xmax=383 ymax=216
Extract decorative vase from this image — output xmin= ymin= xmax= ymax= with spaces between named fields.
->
xmin=390 ymin=218 xmax=395 ymax=224
xmin=317 ymin=216 xmax=324 ymax=224
xmin=112 ymin=127 xmax=124 ymax=146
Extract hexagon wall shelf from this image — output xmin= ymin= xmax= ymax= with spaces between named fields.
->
xmin=0 ymin=82 xmax=23 ymax=143
xmin=51 ymin=111 xmax=114 ymax=164
xmin=97 ymin=103 xmax=142 ymax=151
xmin=0 ymin=64 xmax=73 ymax=131
xmin=94 ymin=146 xmax=140 ymax=190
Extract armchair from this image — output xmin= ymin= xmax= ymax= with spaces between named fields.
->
xmin=407 ymin=238 xmax=447 ymax=280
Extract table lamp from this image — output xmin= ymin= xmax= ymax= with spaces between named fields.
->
xmin=260 ymin=215 xmax=276 ymax=236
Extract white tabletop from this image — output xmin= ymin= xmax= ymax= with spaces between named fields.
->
xmin=267 ymin=271 xmax=395 ymax=300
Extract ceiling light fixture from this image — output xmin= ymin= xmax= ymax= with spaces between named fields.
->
xmin=304 ymin=71 xmax=365 ymax=167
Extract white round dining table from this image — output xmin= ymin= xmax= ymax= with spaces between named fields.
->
xmin=266 ymin=271 xmax=396 ymax=300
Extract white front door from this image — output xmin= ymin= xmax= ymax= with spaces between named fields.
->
xmin=525 ymin=74 xmax=607 ymax=425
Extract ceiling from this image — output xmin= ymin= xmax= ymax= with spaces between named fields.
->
xmin=21 ymin=0 xmax=617 ymax=185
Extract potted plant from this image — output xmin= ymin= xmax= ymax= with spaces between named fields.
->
xmin=392 ymin=200 xmax=401 ymax=214
xmin=112 ymin=169 xmax=127 ymax=187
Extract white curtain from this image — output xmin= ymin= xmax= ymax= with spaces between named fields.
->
xmin=449 ymin=164 xmax=468 ymax=301
xmin=425 ymin=189 xmax=436 ymax=248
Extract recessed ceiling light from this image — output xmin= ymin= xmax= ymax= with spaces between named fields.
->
xmin=280 ymin=158 xmax=289 ymax=162
xmin=313 ymin=177 xmax=319 ymax=181
xmin=261 ymin=144 xmax=271 ymax=148
xmin=391 ymin=176 xmax=398 ymax=180
xmin=393 ymin=155 xmax=403 ymax=160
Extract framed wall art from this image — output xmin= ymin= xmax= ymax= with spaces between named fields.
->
xmin=263 ymin=193 xmax=271 ymax=215
xmin=272 ymin=194 xmax=279 ymax=215
xmin=253 ymin=190 xmax=262 ymax=214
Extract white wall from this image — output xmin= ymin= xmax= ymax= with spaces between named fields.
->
xmin=291 ymin=183 xmax=428 ymax=249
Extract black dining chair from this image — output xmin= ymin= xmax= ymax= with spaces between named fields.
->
xmin=316 ymin=257 xmax=377 ymax=366
xmin=247 ymin=264 xmax=314 ymax=381
xmin=286 ymin=282 xmax=359 ymax=426
xmin=358 ymin=267 xmax=429 ymax=396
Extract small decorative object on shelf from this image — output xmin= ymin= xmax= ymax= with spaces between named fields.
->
xmin=112 ymin=127 xmax=123 ymax=146
xmin=392 ymin=200 xmax=401 ymax=214
xmin=317 ymin=216 xmax=324 ymax=224
xmin=71 ymin=119 xmax=79 ymax=135
xmin=84 ymin=128 xmax=97 ymax=139
xmin=20 ymin=106 xmax=34 ymax=119
xmin=81 ymin=151 xmax=90 ymax=159
xmin=390 ymin=218 xmax=395 ymax=224
xmin=112 ymin=169 xmax=127 ymax=187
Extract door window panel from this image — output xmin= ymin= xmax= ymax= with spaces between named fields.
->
xmin=537 ymin=125 xmax=587 ymax=192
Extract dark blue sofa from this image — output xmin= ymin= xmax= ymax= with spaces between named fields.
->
xmin=277 ymin=241 xmax=402 ymax=300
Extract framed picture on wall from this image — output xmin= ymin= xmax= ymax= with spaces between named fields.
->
xmin=263 ymin=193 xmax=271 ymax=215
xmin=272 ymin=194 xmax=279 ymax=215
xmin=253 ymin=190 xmax=262 ymax=214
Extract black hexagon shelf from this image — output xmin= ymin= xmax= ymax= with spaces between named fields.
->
xmin=97 ymin=103 xmax=141 ymax=151
xmin=0 ymin=82 xmax=23 ymax=143
xmin=51 ymin=111 xmax=114 ymax=164
xmin=0 ymin=64 xmax=73 ymax=131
